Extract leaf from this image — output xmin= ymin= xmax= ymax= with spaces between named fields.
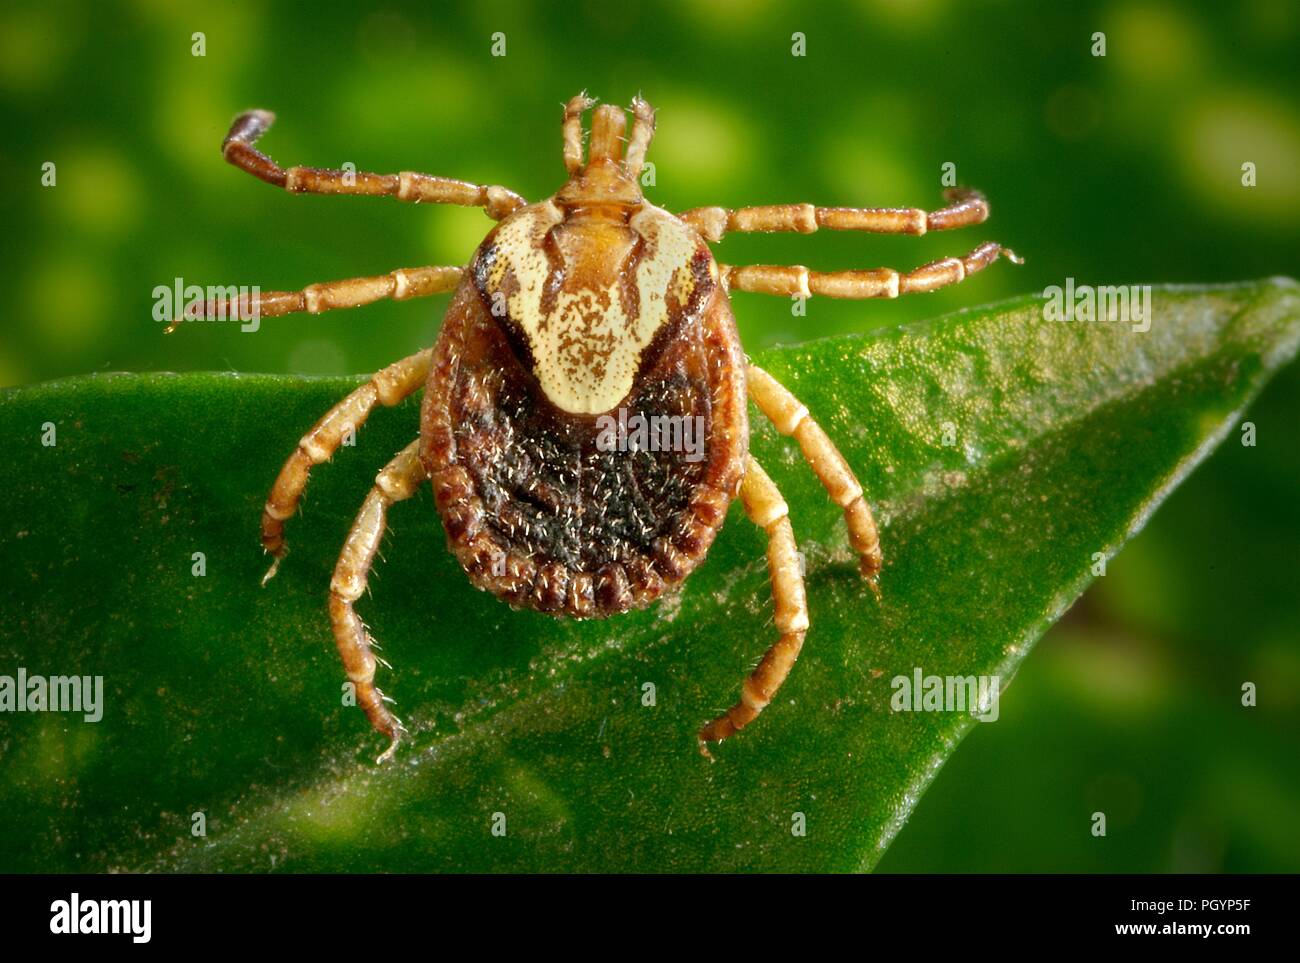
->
xmin=1 ymin=280 xmax=1296 ymax=873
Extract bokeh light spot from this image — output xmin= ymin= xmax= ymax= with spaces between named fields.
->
xmin=650 ymin=96 xmax=753 ymax=197
xmin=52 ymin=145 xmax=142 ymax=238
xmin=28 ymin=256 xmax=110 ymax=357
xmin=1180 ymin=95 xmax=1300 ymax=224
xmin=424 ymin=206 xmax=495 ymax=266
xmin=0 ymin=6 xmax=71 ymax=94
xmin=855 ymin=0 xmax=951 ymax=31
xmin=1106 ymin=1 xmax=1205 ymax=83
xmin=821 ymin=132 xmax=923 ymax=206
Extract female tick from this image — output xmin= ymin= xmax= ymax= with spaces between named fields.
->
xmin=184 ymin=94 xmax=1019 ymax=761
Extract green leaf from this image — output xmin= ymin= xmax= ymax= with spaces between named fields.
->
xmin=2 ymin=280 xmax=1296 ymax=873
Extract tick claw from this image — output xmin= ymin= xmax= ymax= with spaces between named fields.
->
xmin=375 ymin=720 xmax=408 ymax=764
xmin=260 ymin=555 xmax=282 ymax=586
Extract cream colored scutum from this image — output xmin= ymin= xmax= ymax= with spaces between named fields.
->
xmin=483 ymin=201 xmax=706 ymax=415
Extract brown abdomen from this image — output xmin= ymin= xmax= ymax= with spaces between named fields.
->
xmin=421 ymin=281 xmax=747 ymax=618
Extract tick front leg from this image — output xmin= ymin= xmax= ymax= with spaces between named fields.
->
xmin=330 ymin=439 xmax=426 ymax=763
xmin=166 ymin=264 xmax=463 ymax=332
xmin=222 ymin=110 xmax=526 ymax=218
xmin=681 ymin=187 xmax=991 ymax=241
xmin=747 ymin=365 xmax=881 ymax=580
xmin=261 ymin=349 xmax=432 ymax=583
xmin=699 ymin=456 xmax=808 ymax=748
xmin=720 ymin=241 xmax=1021 ymax=300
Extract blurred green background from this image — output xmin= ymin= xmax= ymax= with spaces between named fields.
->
xmin=1 ymin=0 xmax=1296 ymax=871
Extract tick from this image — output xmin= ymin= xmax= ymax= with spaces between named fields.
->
xmin=186 ymin=94 xmax=1020 ymax=762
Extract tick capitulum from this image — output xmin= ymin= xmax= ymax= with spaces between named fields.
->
xmin=185 ymin=93 xmax=1021 ymax=762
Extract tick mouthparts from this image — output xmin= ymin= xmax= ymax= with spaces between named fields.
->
xmin=587 ymin=104 xmax=628 ymax=164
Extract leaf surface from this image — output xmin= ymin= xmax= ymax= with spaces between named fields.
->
xmin=1 ymin=280 xmax=1295 ymax=872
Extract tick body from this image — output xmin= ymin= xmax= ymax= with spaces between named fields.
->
xmin=427 ymin=197 xmax=747 ymax=617
xmin=194 ymin=94 xmax=1020 ymax=762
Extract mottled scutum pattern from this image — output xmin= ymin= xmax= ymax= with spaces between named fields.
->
xmin=471 ymin=201 xmax=715 ymax=415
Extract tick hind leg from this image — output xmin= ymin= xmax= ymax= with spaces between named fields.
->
xmin=747 ymin=365 xmax=882 ymax=580
xmin=699 ymin=456 xmax=808 ymax=748
xmin=261 ymin=349 xmax=432 ymax=583
xmin=330 ymin=439 xmax=426 ymax=763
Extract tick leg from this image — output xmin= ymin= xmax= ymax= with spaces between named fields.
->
xmin=166 ymin=264 xmax=463 ymax=332
xmin=699 ymin=456 xmax=809 ymax=747
xmin=330 ymin=439 xmax=426 ymax=763
xmin=747 ymin=365 xmax=882 ymax=580
xmin=719 ymin=241 xmax=1021 ymax=300
xmin=261 ymin=349 xmax=432 ymax=583
xmin=680 ymin=187 xmax=991 ymax=242
xmin=222 ymin=109 xmax=526 ymax=218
